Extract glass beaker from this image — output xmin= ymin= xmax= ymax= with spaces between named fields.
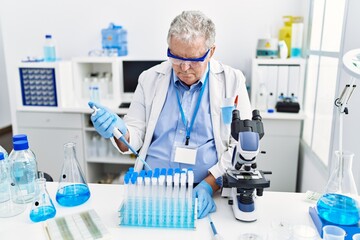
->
xmin=29 ymin=174 xmax=56 ymax=222
xmin=56 ymin=142 xmax=90 ymax=207
xmin=317 ymin=150 xmax=360 ymax=225
xmin=0 ymin=152 xmax=26 ymax=218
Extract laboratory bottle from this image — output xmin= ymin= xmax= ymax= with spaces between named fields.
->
xmin=317 ymin=150 xmax=360 ymax=225
xmin=29 ymin=173 xmax=56 ymax=222
xmin=8 ymin=140 xmax=38 ymax=203
xmin=0 ymin=145 xmax=8 ymax=160
xmin=56 ymin=142 xmax=90 ymax=207
xmin=267 ymin=92 xmax=276 ymax=113
xmin=290 ymin=17 xmax=304 ymax=58
xmin=0 ymin=152 xmax=26 ymax=218
xmin=43 ymin=34 xmax=56 ymax=62
xmin=279 ymin=16 xmax=293 ymax=58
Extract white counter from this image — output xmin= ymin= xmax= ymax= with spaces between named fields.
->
xmin=0 ymin=183 xmax=320 ymax=240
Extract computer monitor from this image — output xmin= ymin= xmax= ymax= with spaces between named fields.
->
xmin=120 ymin=60 xmax=164 ymax=107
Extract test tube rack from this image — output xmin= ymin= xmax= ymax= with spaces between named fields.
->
xmin=118 ymin=168 xmax=197 ymax=229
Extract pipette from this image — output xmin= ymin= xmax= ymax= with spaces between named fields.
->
xmin=90 ymin=104 xmax=152 ymax=170
xmin=208 ymin=215 xmax=224 ymax=240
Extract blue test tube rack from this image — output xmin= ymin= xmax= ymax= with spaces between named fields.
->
xmin=119 ymin=168 xmax=197 ymax=229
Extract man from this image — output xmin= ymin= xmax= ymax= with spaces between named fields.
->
xmin=89 ymin=10 xmax=252 ymax=218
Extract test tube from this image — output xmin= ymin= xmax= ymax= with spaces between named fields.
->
xmin=151 ymin=168 xmax=160 ymax=227
xmin=166 ymin=168 xmax=173 ymax=227
xmin=123 ymin=172 xmax=131 ymax=225
xmin=158 ymin=168 xmax=166 ymax=227
xmin=173 ymin=168 xmax=181 ymax=227
xmin=187 ymin=169 xmax=194 ymax=227
xmin=144 ymin=171 xmax=152 ymax=226
xmin=137 ymin=170 xmax=146 ymax=226
xmin=180 ymin=170 xmax=187 ymax=227
xmin=130 ymin=172 xmax=138 ymax=225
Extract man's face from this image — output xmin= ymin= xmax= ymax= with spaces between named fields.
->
xmin=169 ymin=37 xmax=214 ymax=86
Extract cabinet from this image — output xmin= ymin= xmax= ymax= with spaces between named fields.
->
xmin=72 ymin=57 xmax=122 ymax=109
xmin=251 ymin=58 xmax=305 ymax=111
xmin=251 ymin=58 xmax=306 ymax=192
xmin=16 ymin=111 xmax=84 ymax=182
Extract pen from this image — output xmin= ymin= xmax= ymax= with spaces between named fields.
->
xmin=208 ymin=215 xmax=224 ymax=240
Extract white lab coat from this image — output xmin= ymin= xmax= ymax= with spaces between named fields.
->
xmin=116 ymin=59 xmax=252 ymax=179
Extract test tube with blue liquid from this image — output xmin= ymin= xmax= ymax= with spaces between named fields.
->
xmin=151 ymin=168 xmax=160 ymax=226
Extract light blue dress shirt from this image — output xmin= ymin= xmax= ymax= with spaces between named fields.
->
xmin=146 ymin=65 xmax=217 ymax=183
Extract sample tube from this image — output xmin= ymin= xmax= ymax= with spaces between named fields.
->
xmin=158 ymin=168 xmax=166 ymax=227
xmin=151 ymin=168 xmax=160 ymax=227
xmin=130 ymin=172 xmax=138 ymax=225
xmin=187 ymin=169 xmax=194 ymax=227
xmin=137 ymin=170 xmax=145 ymax=226
xmin=166 ymin=169 xmax=173 ymax=227
xmin=144 ymin=171 xmax=151 ymax=226
xmin=180 ymin=170 xmax=187 ymax=227
xmin=173 ymin=168 xmax=181 ymax=227
xmin=123 ymin=172 xmax=131 ymax=225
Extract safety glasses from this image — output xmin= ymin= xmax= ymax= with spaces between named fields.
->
xmin=167 ymin=48 xmax=210 ymax=68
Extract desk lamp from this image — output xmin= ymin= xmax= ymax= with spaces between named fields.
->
xmin=309 ymin=49 xmax=360 ymax=239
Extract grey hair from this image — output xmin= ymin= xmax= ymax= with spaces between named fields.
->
xmin=167 ymin=11 xmax=216 ymax=50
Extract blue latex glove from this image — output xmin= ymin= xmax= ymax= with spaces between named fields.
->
xmin=193 ymin=180 xmax=216 ymax=219
xmin=88 ymin=101 xmax=127 ymax=139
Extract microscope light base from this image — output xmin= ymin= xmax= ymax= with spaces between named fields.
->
xmin=230 ymin=188 xmax=257 ymax=222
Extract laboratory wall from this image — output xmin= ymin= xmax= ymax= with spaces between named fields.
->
xmin=298 ymin=0 xmax=360 ymax=193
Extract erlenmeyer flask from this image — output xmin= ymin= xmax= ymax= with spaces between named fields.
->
xmin=317 ymin=150 xmax=360 ymax=225
xmin=0 ymin=152 xmax=26 ymax=218
xmin=30 ymin=174 xmax=56 ymax=222
xmin=56 ymin=142 xmax=90 ymax=207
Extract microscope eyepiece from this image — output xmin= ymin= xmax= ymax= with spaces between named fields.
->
xmin=252 ymin=109 xmax=262 ymax=121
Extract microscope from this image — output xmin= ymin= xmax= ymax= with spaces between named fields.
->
xmin=221 ymin=109 xmax=271 ymax=222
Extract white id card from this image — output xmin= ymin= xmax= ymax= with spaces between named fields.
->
xmin=174 ymin=146 xmax=197 ymax=165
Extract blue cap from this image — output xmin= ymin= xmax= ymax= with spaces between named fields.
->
xmin=160 ymin=168 xmax=167 ymax=176
xmin=146 ymin=170 xmax=153 ymax=177
xmin=128 ymin=167 xmax=134 ymax=173
xmin=267 ymin=109 xmax=275 ymax=113
xmin=13 ymin=134 xmax=28 ymax=143
xmin=188 ymin=168 xmax=193 ymax=172
xmin=124 ymin=173 xmax=131 ymax=184
xmin=0 ymin=152 xmax=4 ymax=160
xmin=45 ymin=35 xmax=52 ymax=39
xmin=13 ymin=140 xmax=29 ymax=151
xmin=131 ymin=172 xmax=138 ymax=184
xmin=140 ymin=170 xmax=146 ymax=178
xmin=167 ymin=168 xmax=174 ymax=176
xmin=174 ymin=168 xmax=181 ymax=174
xmin=153 ymin=169 xmax=160 ymax=178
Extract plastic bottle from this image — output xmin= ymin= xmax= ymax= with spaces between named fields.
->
xmin=278 ymin=40 xmax=288 ymax=59
xmin=8 ymin=140 xmax=38 ymax=203
xmin=291 ymin=17 xmax=304 ymax=58
xmin=0 ymin=152 xmax=10 ymax=203
xmin=0 ymin=145 xmax=9 ymax=172
xmin=279 ymin=16 xmax=293 ymax=58
xmin=267 ymin=92 xmax=276 ymax=113
xmin=43 ymin=34 xmax=56 ymax=62
xmin=256 ymin=84 xmax=268 ymax=112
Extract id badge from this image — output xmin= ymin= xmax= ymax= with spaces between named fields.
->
xmin=174 ymin=146 xmax=197 ymax=165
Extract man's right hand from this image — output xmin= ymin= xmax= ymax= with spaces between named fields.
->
xmin=88 ymin=101 xmax=127 ymax=139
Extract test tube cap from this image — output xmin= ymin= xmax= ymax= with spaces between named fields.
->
xmin=160 ymin=168 xmax=167 ymax=176
xmin=167 ymin=168 xmax=174 ymax=176
xmin=140 ymin=170 xmax=146 ymax=178
xmin=153 ymin=168 xmax=160 ymax=177
xmin=131 ymin=172 xmax=138 ymax=184
xmin=146 ymin=170 xmax=153 ymax=177
xmin=0 ymin=152 xmax=4 ymax=160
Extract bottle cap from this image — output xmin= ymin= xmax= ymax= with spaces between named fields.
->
xmin=45 ymin=35 xmax=52 ymax=39
xmin=13 ymin=134 xmax=28 ymax=143
xmin=13 ymin=140 xmax=29 ymax=151
xmin=0 ymin=152 xmax=4 ymax=160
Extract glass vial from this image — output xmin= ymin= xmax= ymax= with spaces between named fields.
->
xmin=44 ymin=34 xmax=56 ymax=62
xmin=29 ymin=173 xmax=56 ymax=222
xmin=317 ymin=150 xmax=360 ymax=225
xmin=0 ymin=152 xmax=26 ymax=218
xmin=56 ymin=142 xmax=90 ymax=207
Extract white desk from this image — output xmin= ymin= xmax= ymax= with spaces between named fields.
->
xmin=0 ymin=183 xmax=320 ymax=240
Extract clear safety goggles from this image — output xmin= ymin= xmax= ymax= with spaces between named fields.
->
xmin=167 ymin=48 xmax=210 ymax=68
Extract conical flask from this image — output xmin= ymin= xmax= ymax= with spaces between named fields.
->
xmin=29 ymin=173 xmax=56 ymax=222
xmin=56 ymin=142 xmax=90 ymax=207
xmin=317 ymin=150 xmax=360 ymax=225
xmin=0 ymin=152 xmax=26 ymax=218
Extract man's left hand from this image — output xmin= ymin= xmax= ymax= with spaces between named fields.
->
xmin=193 ymin=180 xmax=216 ymax=219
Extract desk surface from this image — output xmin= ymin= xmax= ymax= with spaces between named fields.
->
xmin=0 ymin=183 xmax=320 ymax=240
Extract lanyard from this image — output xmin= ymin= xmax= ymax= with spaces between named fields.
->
xmin=175 ymin=71 xmax=209 ymax=145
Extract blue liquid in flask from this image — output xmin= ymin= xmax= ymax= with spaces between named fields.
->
xmin=317 ymin=193 xmax=360 ymax=225
xmin=56 ymin=184 xmax=90 ymax=207
xmin=30 ymin=206 xmax=56 ymax=222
